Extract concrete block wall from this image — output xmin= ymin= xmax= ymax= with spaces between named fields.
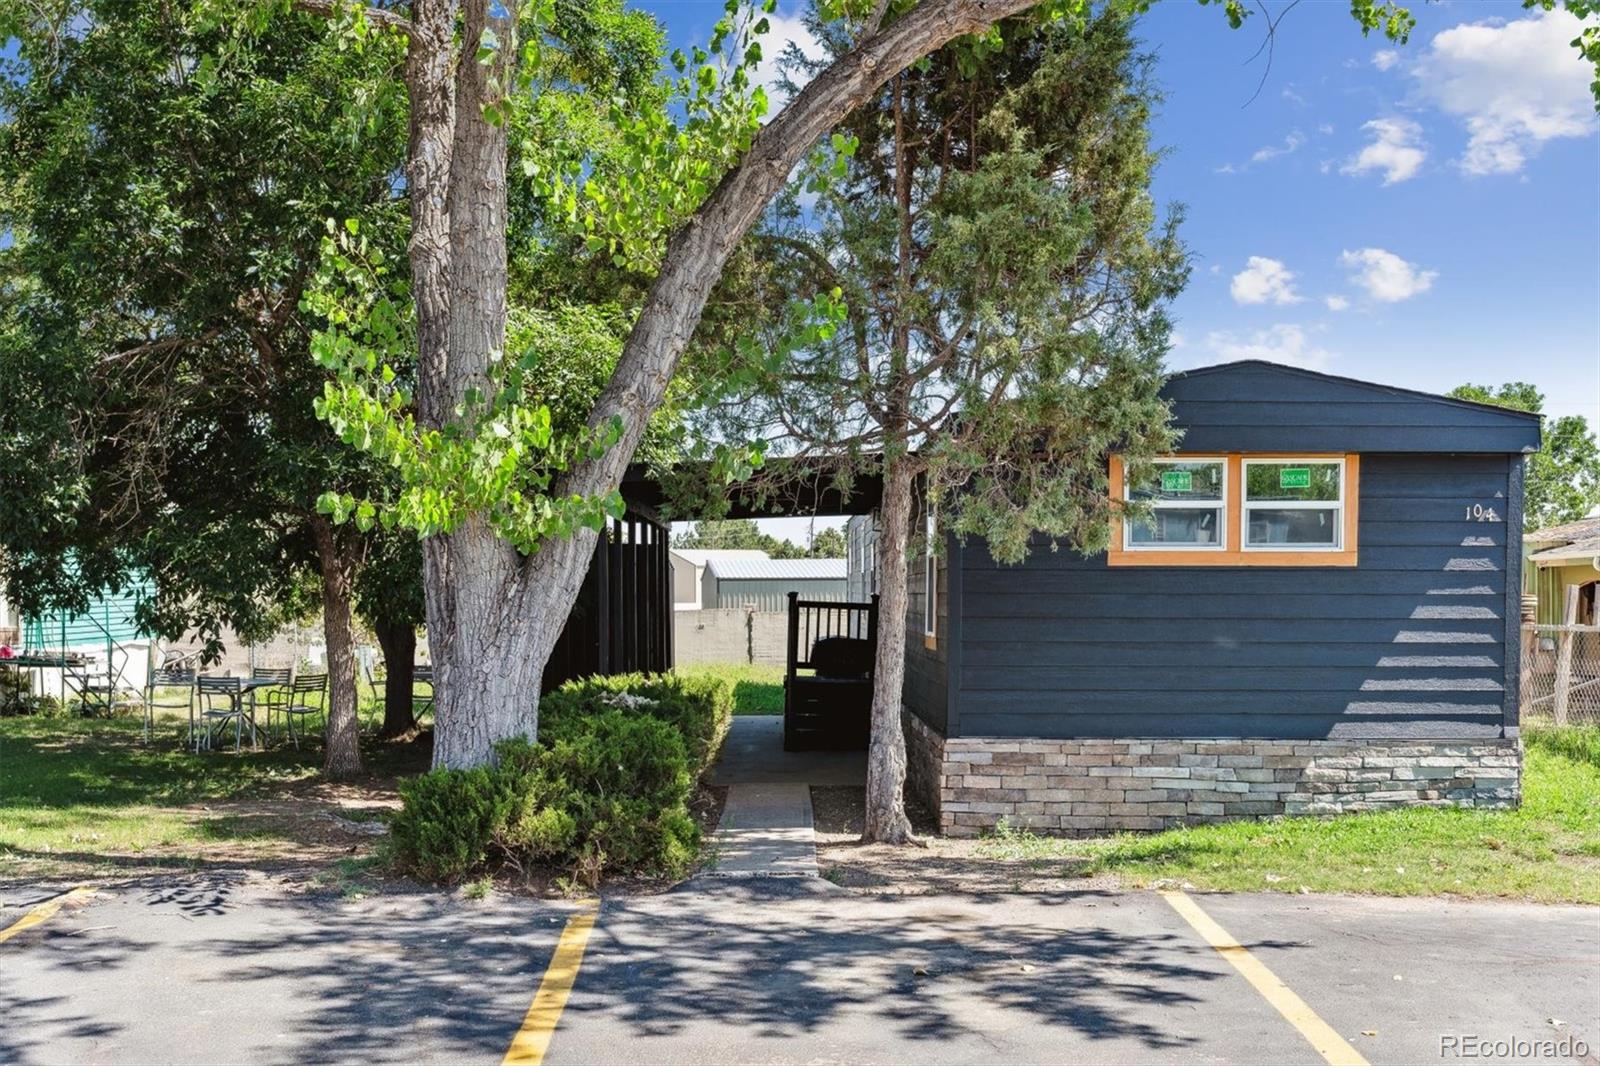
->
xmin=903 ymin=712 xmax=1521 ymax=838
xmin=673 ymin=608 xmax=789 ymax=666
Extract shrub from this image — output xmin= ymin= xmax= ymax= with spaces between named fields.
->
xmin=391 ymin=672 xmax=731 ymax=886
xmin=501 ymin=711 xmax=700 ymax=883
xmin=538 ymin=671 xmax=732 ymax=776
xmin=390 ymin=766 xmax=516 ymax=883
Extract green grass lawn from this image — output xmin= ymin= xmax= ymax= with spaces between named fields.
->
xmin=676 ymin=663 xmax=785 ymax=714
xmin=978 ymin=726 xmax=1600 ymax=904
xmin=0 ymin=708 xmax=426 ymax=880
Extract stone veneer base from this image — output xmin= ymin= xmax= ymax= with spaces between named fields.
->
xmin=902 ymin=711 xmax=1521 ymax=837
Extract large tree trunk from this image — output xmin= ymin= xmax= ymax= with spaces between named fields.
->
xmin=862 ymin=71 xmax=918 ymax=845
xmin=389 ymin=0 xmax=1042 ymax=769
xmin=865 ymin=456 xmax=916 ymax=843
xmin=312 ymin=516 xmax=363 ymax=779
xmin=427 ymin=526 xmax=597 ymax=766
xmin=419 ymin=0 xmax=582 ymax=769
xmin=373 ymin=618 xmax=416 ymax=737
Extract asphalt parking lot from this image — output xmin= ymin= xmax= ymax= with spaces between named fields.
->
xmin=2 ymin=874 xmax=1595 ymax=1065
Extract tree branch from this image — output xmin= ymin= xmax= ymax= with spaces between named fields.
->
xmin=293 ymin=0 xmax=414 ymax=36
xmin=563 ymin=0 xmax=1044 ymax=508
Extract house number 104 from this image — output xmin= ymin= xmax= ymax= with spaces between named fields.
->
xmin=1464 ymin=504 xmax=1501 ymax=522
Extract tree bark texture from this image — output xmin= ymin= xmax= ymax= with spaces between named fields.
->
xmin=373 ymin=617 xmax=417 ymax=737
xmin=312 ymin=516 xmax=363 ymax=779
xmin=864 ymin=456 xmax=916 ymax=843
xmin=393 ymin=0 xmax=1041 ymax=768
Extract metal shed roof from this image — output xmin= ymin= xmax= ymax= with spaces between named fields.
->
xmin=705 ymin=558 xmax=846 ymax=581
xmin=670 ymin=549 xmax=769 ymax=569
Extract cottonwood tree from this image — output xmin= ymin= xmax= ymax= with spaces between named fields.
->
xmin=690 ymin=10 xmax=1185 ymax=840
xmin=297 ymin=0 xmax=1593 ymax=772
xmin=1450 ymin=383 xmax=1600 ymax=528
xmin=0 ymin=1 xmax=412 ymax=777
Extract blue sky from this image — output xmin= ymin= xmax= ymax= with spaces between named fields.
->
xmin=639 ymin=0 xmax=1599 ymax=429
xmin=6 ymin=4 xmax=1594 ymax=547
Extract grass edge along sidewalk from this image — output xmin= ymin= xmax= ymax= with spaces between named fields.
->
xmin=973 ymin=725 xmax=1600 ymax=905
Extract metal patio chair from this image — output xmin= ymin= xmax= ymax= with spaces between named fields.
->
xmin=195 ymin=675 xmax=250 ymax=753
xmin=413 ymin=664 xmax=435 ymax=721
xmin=143 ymin=667 xmax=196 ymax=744
xmin=250 ymin=666 xmax=293 ymax=742
xmin=280 ymin=673 xmax=328 ymax=750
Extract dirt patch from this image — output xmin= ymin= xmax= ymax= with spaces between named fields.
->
xmin=693 ymin=783 xmax=729 ymax=841
xmin=811 ymin=785 xmax=1126 ymax=896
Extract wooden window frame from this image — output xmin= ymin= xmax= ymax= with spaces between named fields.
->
xmin=1108 ymin=453 xmax=1359 ymax=567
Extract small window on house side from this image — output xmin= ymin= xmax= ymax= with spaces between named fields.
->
xmin=1125 ymin=459 xmax=1227 ymax=550
xmin=924 ymin=503 xmax=937 ymax=640
xmin=1243 ymin=459 xmax=1344 ymax=550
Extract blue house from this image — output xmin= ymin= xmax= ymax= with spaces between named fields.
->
xmin=889 ymin=362 xmax=1542 ymax=836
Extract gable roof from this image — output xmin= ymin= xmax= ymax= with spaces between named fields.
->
xmin=1530 ymin=537 xmax=1600 ymax=565
xmin=1161 ymin=360 xmax=1542 ymax=455
xmin=1526 ymin=514 xmax=1600 ymax=546
xmin=705 ymin=557 xmax=846 ymax=581
xmin=1167 ymin=360 xmax=1544 ymax=420
xmin=670 ymin=549 xmax=769 ymax=569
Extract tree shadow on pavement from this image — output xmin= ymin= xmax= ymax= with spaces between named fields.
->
xmin=564 ymin=879 xmax=1256 ymax=1057
xmin=1 ymin=874 xmax=1311 ymax=1064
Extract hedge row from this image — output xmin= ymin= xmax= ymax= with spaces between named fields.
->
xmin=390 ymin=672 xmax=732 ymax=885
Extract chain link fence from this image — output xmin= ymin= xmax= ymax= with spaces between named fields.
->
xmin=1521 ymin=624 xmax=1600 ymax=726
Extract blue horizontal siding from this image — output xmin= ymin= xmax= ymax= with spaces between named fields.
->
xmin=953 ymin=452 xmax=1516 ymax=740
xmin=962 ymin=642 xmax=1502 ymax=668
xmin=957 ymin=712 xmax=1506 ymax=741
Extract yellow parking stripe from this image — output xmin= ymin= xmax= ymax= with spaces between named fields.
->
xmin=503 ymin=905 xmax=599 ymax=1066
xmin=0 ymin=886 xmax=96 ymax=945
xmin=1161 ymin=890 xmax=1368 ymax=1066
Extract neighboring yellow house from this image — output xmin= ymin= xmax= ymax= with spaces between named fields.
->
xmin=1526 ymin=515 xmax=1600 ymax=624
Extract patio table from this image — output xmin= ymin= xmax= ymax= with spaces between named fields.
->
xmin=193 ymin=678 xmax=278 ymax=751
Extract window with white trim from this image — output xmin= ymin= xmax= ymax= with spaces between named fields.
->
xmin=1242 ymin=458 xmax=1344 ymax=550
xmin=923 ymin=502 xmax=937 ymax=638
xmin=1124 ymin=458 xmax=1226 ymax=550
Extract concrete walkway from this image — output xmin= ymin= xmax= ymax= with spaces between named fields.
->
xmin=703 ymin=783 xmax=819 ymax=878
xmin=708 ymin=716 xmax=865 ymax=787
xmin=702 ymin=717 xmax=866 ymax=878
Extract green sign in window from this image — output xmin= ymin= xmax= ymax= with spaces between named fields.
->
xmin=1161 ymin=470 xmax=1193 ymax=493
xmin=1279 ymin=467 xmax=1311 ymax=489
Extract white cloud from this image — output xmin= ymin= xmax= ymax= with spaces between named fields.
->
xmin=1317 ymin=123 xmax=1336 ymax=136
xmin=1372 ymin=49 xmax=1401 ymax=72
xmin=1341 ymin=117 xmax=1427 ymax=184
xmin=1339 ymin=247 xmax=1438 ymax=302
xmin=1230 ymin=256 xmax=1303 ymax=306
xmin=1250 ymin=131 xmax=1306 ymax=164
xmin=1205 ymin=325 xmax=1335 ymax=371
xmin=1411 ymin=9 xmax=1596 ymax=176
xmin=1324 ymin=294 xmax=1351 ymax=311
xmin=1217 ymin=130 xmax=1305 ymax=174
xmin=750 ymin=9 xmax=823 ymax=109
xmin=1168 ymin=330 xmax=1188 ymax=351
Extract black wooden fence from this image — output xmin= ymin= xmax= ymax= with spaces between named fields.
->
xmin=544 ymin=510 xmax=673 ymax=691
